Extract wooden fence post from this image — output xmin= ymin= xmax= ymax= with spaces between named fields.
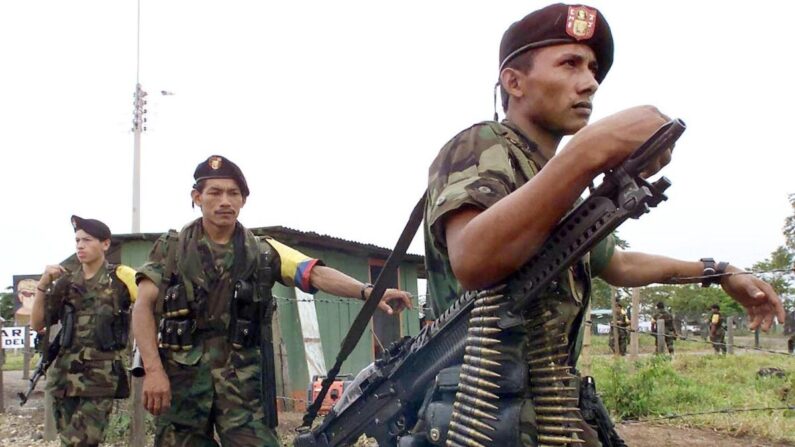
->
xmin=129 ymin=376 xmax=145 ymax=447
xmin=630 ymin=288 xmax=639 ymax=360
xmin=272 ymin=307 xmax=293 ymax=411
xmin=727 ymin=316 xmax=734 ymax=355
xmin=0 ymin=319 xmax=5 ymax=413
xmin=610 ymin=287 xmax=619 ymax=358
xmin=580 ymin=301 xmax=592 ymax=376
xmin=23 ymin=326 xmax=31 ymax=380
xmin=656 ymin=318 xmax=665 ymax=354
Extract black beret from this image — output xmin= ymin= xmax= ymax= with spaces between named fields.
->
xmin=193 ymin=155 xmax=250 ymax=197
xmin=71 ymin=215 xmax=111 ymax=241
xmin=499 ymin=3 xmax=614 ymax=83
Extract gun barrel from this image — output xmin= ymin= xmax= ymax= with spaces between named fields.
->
xmin=131 ymin=346 xmax=145 ymax=377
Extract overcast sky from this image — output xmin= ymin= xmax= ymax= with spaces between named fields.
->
xmin=1 ymin=1 xmax=792 ymax=290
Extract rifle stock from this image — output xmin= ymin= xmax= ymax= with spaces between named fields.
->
xmin=18 ymin=327 xmax=63 ymax=406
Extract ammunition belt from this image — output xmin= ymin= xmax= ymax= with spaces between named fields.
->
xmin=445 ymin=289 xmax=584 ymax=447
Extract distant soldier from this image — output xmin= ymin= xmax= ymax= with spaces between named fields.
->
xmin=30 ymin=216 xmax=137 ymax=447
xmin=652 ymin=301 xmax=677 ymax=355
xmin=708 ymin=303 xmax=728 ymax=354
xmin=609 ymin=302 xmax=630 ymax=355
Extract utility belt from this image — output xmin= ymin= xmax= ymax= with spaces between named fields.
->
xmin=159 ymin=279 xmax=267 ymax=351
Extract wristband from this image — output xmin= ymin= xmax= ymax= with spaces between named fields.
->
xmin=700 ymin=258 xmax=727 ymax=287
xmin=360 ymin=283 xmax=374 ymax=300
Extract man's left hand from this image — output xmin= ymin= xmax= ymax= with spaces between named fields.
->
xmin=376 ymin=289 xmax=413 ymax=315
xmin=721 ymin=266 xmax=786 ymax=331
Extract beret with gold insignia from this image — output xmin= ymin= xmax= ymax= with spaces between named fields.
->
xmin=499 ymin=3 xmax=614 ymax=83
xmin=71 ymin=215 xmax=112 ymax=241
xmin=193 ymin=155 xmax=250 ymax=197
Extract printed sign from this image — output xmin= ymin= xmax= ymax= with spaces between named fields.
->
xmin=1 ymin=326 xmax=37 ymax=349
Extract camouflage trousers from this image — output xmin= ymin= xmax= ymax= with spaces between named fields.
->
xmin=710 ymin=329 xmax=727 ymax=354
xmin=155 ymin=336 xmax=279 ymax=447
xmin=608 ymin=327 xmax=630 ymax=356
xmin=53 ymin=396 xmax=114 ymax=447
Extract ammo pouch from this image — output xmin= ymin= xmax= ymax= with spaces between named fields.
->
xmin=159 ymin=281 xmax=198 ymax=351
xmin=160 ymin=319 xmax=196 ymax=351
xmin=95 ymin=311 xmax=130 ymax=352
xmin=229 ymin=280 xmax=260 ymax=349
xmin=163 ymin=283 xmax=189 ymax=318
xmin=399 ymin=365 xmax=529 ymax=446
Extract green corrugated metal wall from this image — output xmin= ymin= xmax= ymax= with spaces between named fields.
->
xmin=120 ymin=236 xmax=422 ymax=407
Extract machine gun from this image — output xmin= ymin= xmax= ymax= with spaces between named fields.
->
xmin=17 ymin=302 xmax=76 ymax=406
xmin=295 ymin=119 xmax=686 ymax=447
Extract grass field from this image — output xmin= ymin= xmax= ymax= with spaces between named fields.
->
xmin=588 ymin=331 xmax=789 ymax=355
xmin=1 ymin=351 xmax=39 ymax=371
xmin=592 ymin=352 xmax=795 ymax=443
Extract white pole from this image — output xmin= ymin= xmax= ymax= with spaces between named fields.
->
xmin=131 ymin=0 xmax=145 ymax=233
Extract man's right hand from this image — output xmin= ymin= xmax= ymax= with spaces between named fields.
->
xmin=142 ymin=367 xmax=171 ymax=416
xmin=39 ymin=265 xmax=65 ymax=289
xmin=566 ymin=105 xmax=673 ymax=178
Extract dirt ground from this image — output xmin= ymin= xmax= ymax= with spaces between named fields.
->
xmin=2 ymin=370 xmax=793 ymax=447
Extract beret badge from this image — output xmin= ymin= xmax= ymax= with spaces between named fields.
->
xmin=566 ymin=5 xmax=597 ymax=41
xmin=208 ymin=156 xmax=223 ymax=170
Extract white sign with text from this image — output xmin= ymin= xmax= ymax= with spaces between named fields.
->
xmin=1 ymin=326 xmax=36 ymax=349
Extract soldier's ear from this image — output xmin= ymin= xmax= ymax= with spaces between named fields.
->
xmin=191 ymin=189 xmax=202 ymax=209
xmin=101 ymin=239 xmax=111 ymax=252
xmin=500 ymin=68 xmax=525 ymax=103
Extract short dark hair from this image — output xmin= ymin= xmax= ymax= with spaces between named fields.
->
xmin=500 ymin=48 xmax=537 ymax=113
xmin=656 ymin=302 xmax=665 ymax=309
xmin=711 ymin=304 xmax=720 ymax=310
xmin=193 ymin=179 xmax=207 ymax=193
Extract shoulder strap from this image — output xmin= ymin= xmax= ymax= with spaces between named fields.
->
xmin=300 ymin=193 xmax=427 ymax=430
xmin=155 ymin=230 xmax=180 ymax=316
xmin=485 ymin=121 xmax=540 ymax=183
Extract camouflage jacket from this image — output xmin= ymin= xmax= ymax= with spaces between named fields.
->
xmin=46 ymin=263 xmax=133 ymax=398
xmin=614 ymin=308 xmax=630 ymax=327
xmin=652 ymin=310 xmax=677 ymax=334
xmin=423 ymin=120 xmax=615 ymax=360
xmin=136 ymin=218 xmax=322 ymax=356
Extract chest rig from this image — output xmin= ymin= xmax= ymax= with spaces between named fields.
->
xmin=156 ymin=223 xmax=276 ymax=352
xmin=57 ymin=264 xmax=132 ymax=353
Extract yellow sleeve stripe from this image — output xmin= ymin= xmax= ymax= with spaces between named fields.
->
xmin=115 ymin=265 xmax=139 ymax=302
xmin=264 ymin=238 xmax=321 ymax=293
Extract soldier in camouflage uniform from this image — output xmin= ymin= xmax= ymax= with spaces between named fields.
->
xmin=132 ymin=155 xmax=412 ymax=447
xmin=423 ymin=3 xmax=785 ymax=445
xmin=30 ymin=216 xmax=138 ymax=447
xmin=708 ymin=304 xmax=727 ymax=354
xmin=651 ymin=302 xmax=677 ymax=355
xmin=608 ymin=302 xmax=630 ymax=356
